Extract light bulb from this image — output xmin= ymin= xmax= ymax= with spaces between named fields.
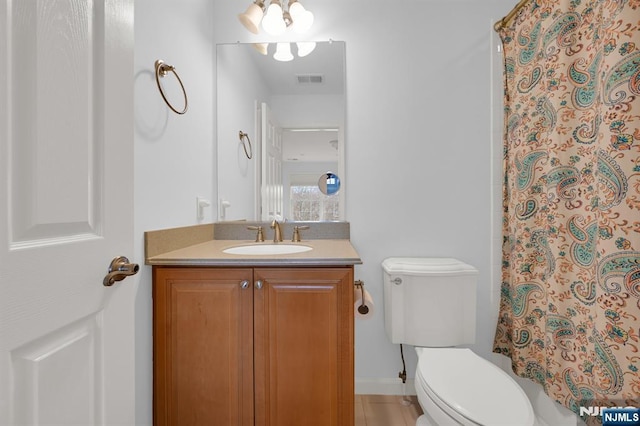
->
xmin=262 ymin=1 xmax=286 ymax=35
xmin=296 ymin=41 xmax=316 ymax=57
xmin=274 ymin=42 xmax=294 ymax=62
xmin=289 ymin=1 xmax=314 ymax=33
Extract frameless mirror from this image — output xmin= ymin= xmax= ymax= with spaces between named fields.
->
xmin=217 ymin=41 xmax=345 ymax=222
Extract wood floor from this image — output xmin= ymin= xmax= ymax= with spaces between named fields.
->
xmin=356 ymin=395 xmax=423 ymax=426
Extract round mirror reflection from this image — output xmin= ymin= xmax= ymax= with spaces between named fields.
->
xmin=318 ymin=172 xmax=340 ymax=195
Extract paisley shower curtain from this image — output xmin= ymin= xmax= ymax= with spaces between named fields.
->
xmin=493 ymin=0 xmax=640 ymax=422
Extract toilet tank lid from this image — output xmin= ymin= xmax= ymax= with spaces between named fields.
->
xmin=382 ymin=257 xmax=478 ymax=276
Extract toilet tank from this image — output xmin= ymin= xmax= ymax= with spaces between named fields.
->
xmin=382 ymin=258 xmax=478 ymax=347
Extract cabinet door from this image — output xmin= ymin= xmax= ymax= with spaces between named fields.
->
xmin=254 ymin=267 xmax=354 ymax=426
xmin=153 ymin=267 xmax=254 ymax=426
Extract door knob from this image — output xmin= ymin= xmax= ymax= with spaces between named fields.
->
xmin=255 ymin=280 xmax=263 ymax=290
xmin=241 ymin=280 xmax=250 ymax=289
xmin=103 ymin=256 xmax=139 ymax=286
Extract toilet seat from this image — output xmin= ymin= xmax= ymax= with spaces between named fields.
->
xmin=415 ymin=347 xmax=534 ymax=426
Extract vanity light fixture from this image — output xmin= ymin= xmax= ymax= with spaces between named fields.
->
xmin=238 ymin=0 xmax=265 ymax=34
xmin=238 ymin=0 xmax=313 ymax=36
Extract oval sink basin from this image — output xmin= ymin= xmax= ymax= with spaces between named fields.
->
xmin=223 ymin=244 xmax=313 ymax=256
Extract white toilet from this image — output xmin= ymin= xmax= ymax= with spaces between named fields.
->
xmin=382 ymin=257 xmax=535 ymax=426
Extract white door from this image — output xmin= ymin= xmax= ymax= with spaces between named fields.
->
xmin=0 ymin=1 xmax=136 ymax=425
xmin=260 ymin=102 xmax=283 ymax=221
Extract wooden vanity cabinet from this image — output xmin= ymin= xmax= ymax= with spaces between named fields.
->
xmin=153 ymin=266 xmax=355 ymax=426
xmin=153 ymin=267 xmax=254 ymax=426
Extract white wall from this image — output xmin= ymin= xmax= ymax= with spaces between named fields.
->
xmin=217 ymin=44 xmax=270 ymax=221
xmin=134 ymin=1 xmax=214 ymax=423
xmin=134 ymin=0 xmax=579 ymax=425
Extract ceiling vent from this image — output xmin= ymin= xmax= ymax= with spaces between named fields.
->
xmin=297 ymin=74 xmax=324 ymax=84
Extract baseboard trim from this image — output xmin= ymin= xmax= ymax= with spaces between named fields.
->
xmin=355 ymin=378 xmax=416 ymax=395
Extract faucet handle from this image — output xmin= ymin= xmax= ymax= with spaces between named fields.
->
xmin=291 ymin=225 xmax=310 ymax=242
xmin=247 ymin=225 xmax=264 ymax=242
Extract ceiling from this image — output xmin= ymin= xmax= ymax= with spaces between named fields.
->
xmin=247 ymin=41 xmax=345 ymax=96
xmin=282 ymin=128 xmax=339 ymax=162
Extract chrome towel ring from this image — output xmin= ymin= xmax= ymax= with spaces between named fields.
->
xmin=155 ymin=59 xmax=188 ymax=115
xmin=239 ymin=131 xmax=253 ymax=159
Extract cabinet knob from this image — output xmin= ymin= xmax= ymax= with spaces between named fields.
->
xmin=255 ymin=280 xmax=263 ymax=290
xmin=241 ymin=280 xmax=250 ymax=289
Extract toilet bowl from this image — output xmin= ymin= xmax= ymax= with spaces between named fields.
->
xmin=414 ymin=347 xmax=535 ymax=426
xmin=381 ymin=257 xmax=536 ymax=426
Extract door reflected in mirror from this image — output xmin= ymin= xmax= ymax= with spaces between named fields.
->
xmin=217 ymin=41 xmax=345 ymax=222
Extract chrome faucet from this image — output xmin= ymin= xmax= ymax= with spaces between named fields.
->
xmin=271 ymin=219 xmax=283 ymax=243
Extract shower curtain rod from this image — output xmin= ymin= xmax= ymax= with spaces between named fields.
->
xmin=493 ymin=0 xmax=530 ymax=31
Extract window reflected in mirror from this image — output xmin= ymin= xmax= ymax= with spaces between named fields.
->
xmin=290 ymin=183 xmax=339 ymax=221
